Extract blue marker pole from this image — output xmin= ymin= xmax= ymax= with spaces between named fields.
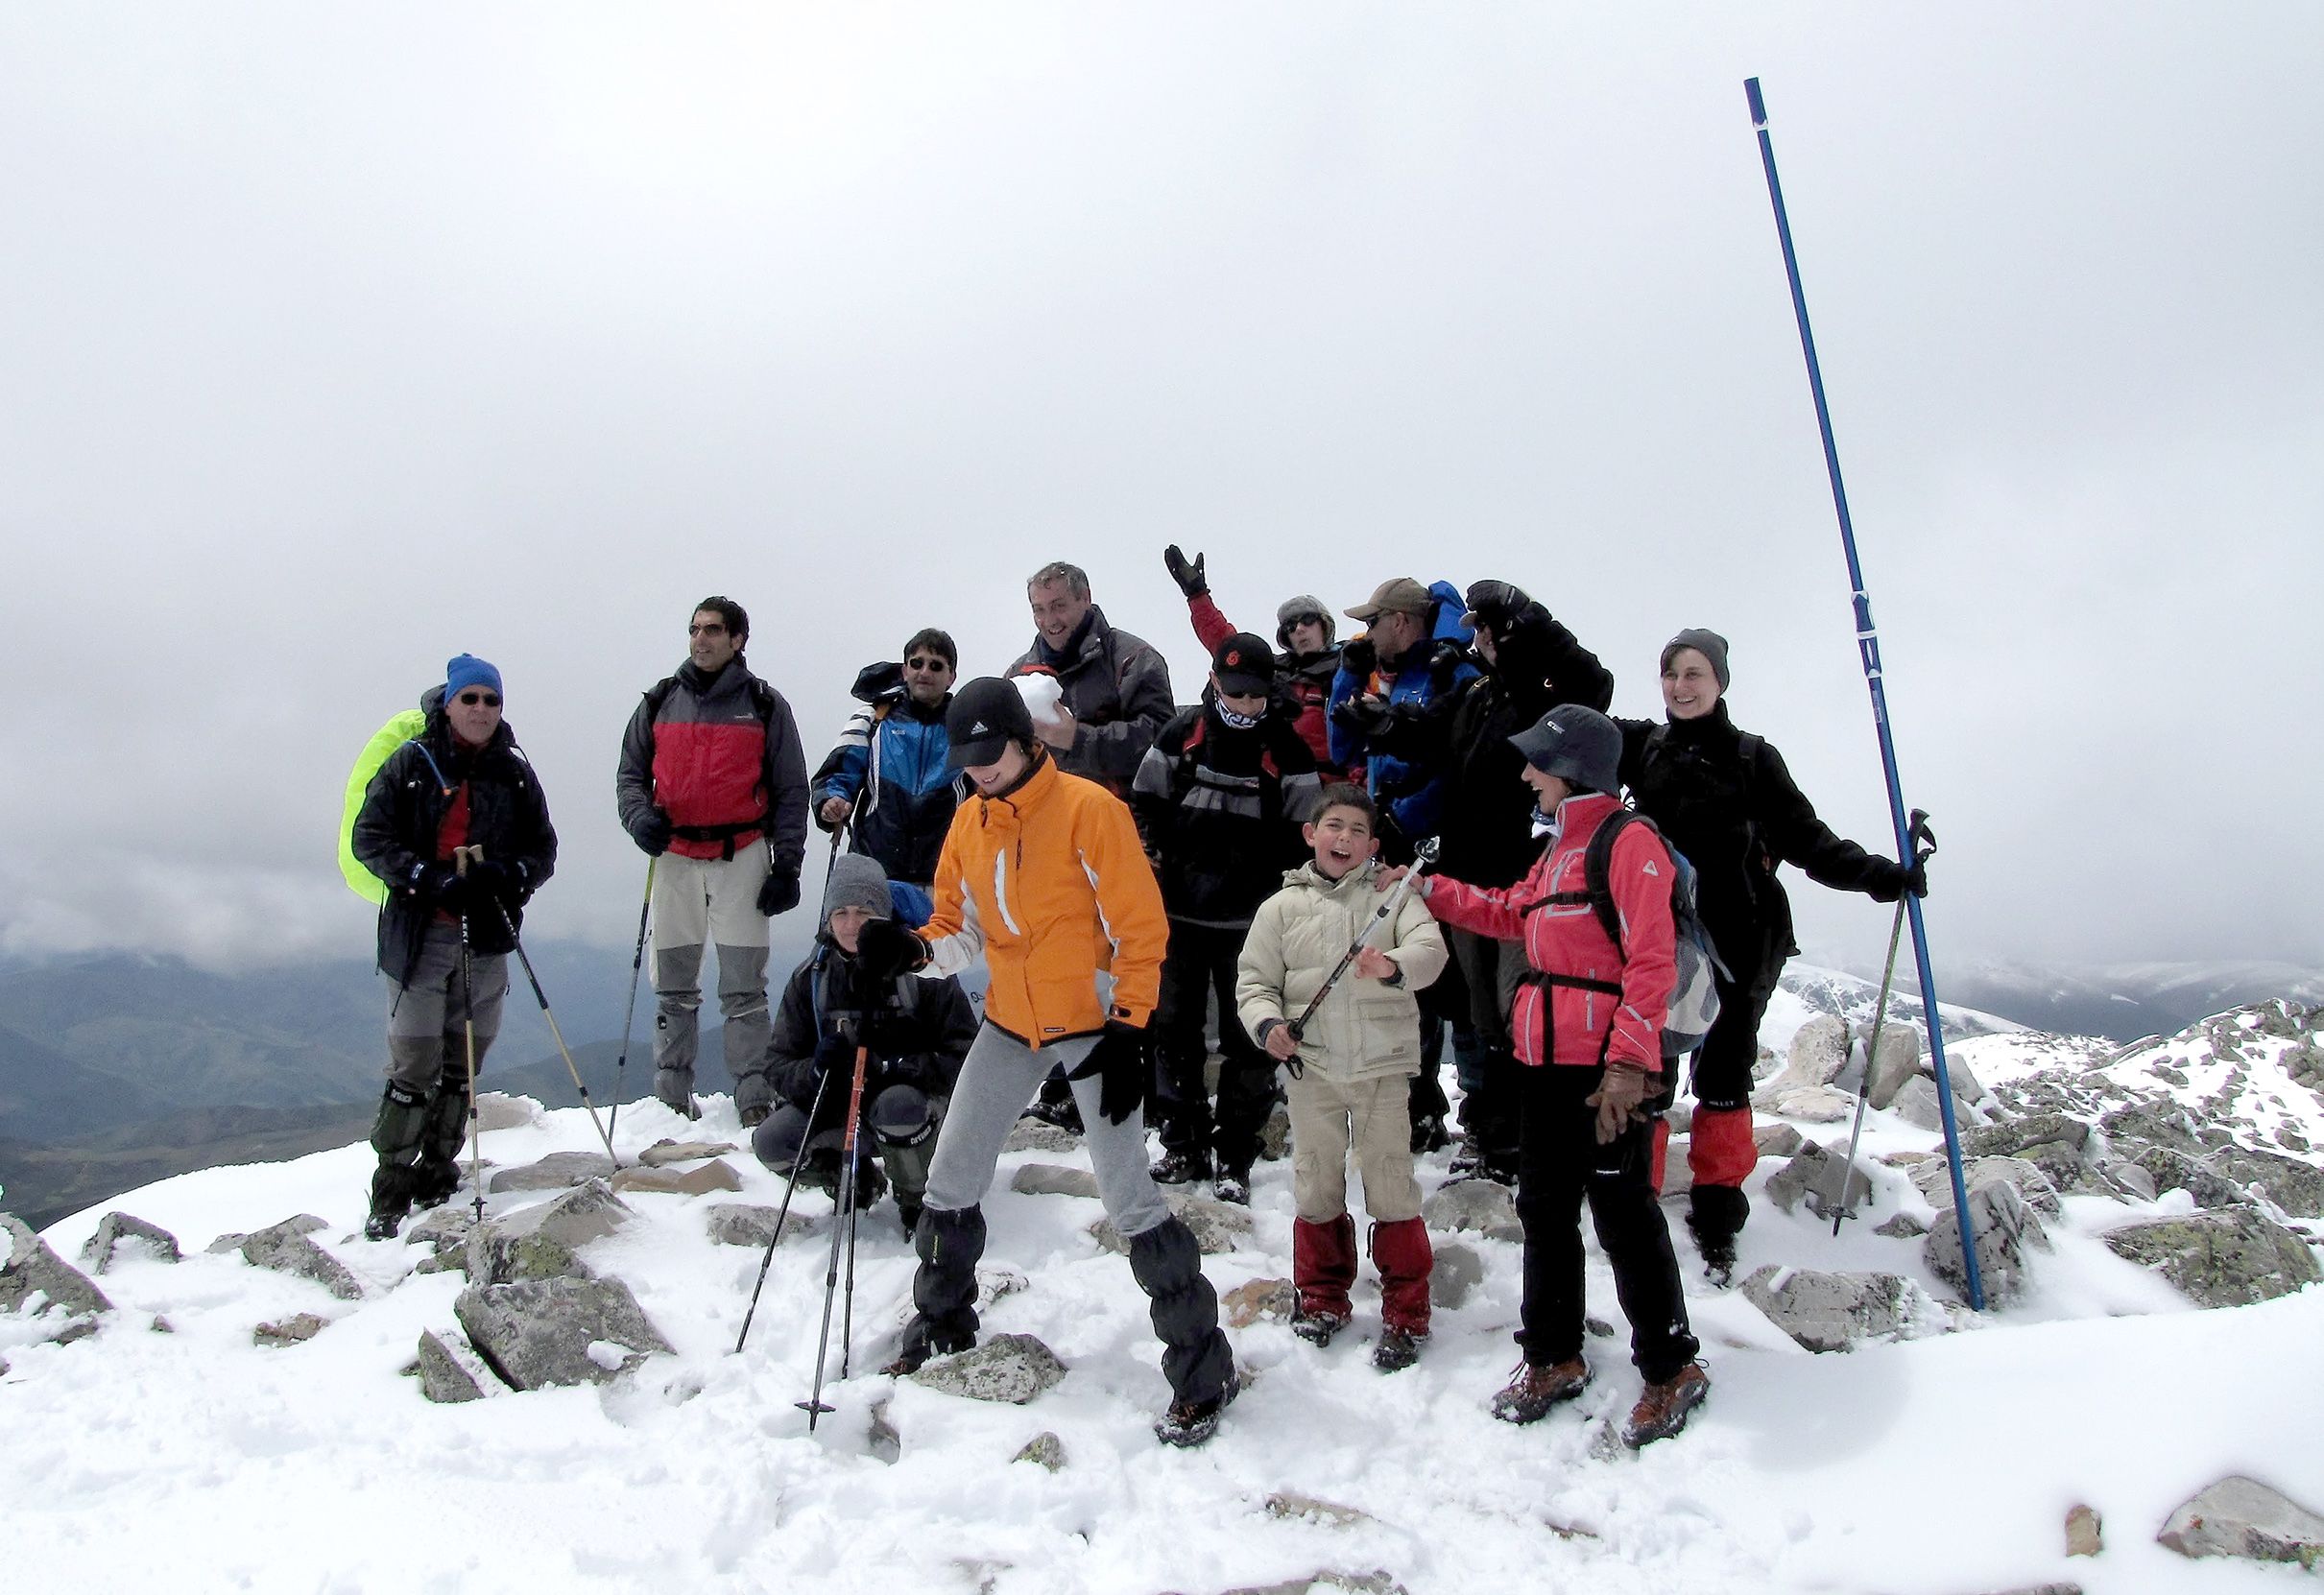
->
xmin=1742 ymin=77 xmax=1983 ymax=1309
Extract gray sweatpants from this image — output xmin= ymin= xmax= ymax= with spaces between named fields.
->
xmin=927 ymin=1024 xmax=1170 ymax=1239
xmin=386 ymin=922 xmax=507 ymax=1095
xmin=650 ymin=848 xmax=772 ymax=1086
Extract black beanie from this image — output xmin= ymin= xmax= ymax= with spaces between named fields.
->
xmin=1661 ymin=628 xmax=1731 ymax=690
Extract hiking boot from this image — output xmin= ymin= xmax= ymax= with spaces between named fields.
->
xmin=1210 ymin=1169 xmax=1251 ymax=1206
xmin=851 ymin=1159 xmax=889 ymax=1212
xmin=362 ymin=1205 xmax=407 ymax=1243
xmin=1149 ymin=1149 xmax=1212 ymax=1186
xmin=880 ymin=1328 xmax=973 ymax=1377
xmin=1409 ymin=1112 xmax=1450 ymax=1155
xmin=1449 ymin=1133 xmax=1483 ymax=1178
xmin=1621 ymin=1362 xmax=1710 ymax=1448
xmin=1154 ymin=1373 xmax=1241 ymax=1448
xmin=738 ymin=1104 xmax=770 ymax=1130
xmin=1022 ymin=1095 xmax=1084 ymax=1135
xmin=1372 ymin=1327 xmax=1426 ymax=1372
xmin=1491 ymin=1358 xmax=1591 ymax=1424
xmin=1290 ymin=1306 xmax=1351 ymax=1348
xmin=1475 ymin=1151 xmax=1520 ymax=1188
xmin=1689 ymin=1217 xmax=1737 ymax=1288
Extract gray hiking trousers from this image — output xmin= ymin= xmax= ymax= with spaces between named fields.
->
xmin=650 ymin=849 xmax=772 ymax=1098
xmin=385 ymin=922 xmax=507 ymax=1095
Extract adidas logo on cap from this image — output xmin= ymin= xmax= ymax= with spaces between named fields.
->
xmin=968 ymin=721 xmax=992 ymax=735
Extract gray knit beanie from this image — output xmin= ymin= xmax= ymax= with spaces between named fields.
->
xmin=1661 ymin=627 xmax=1732 ymax=690
xmin=821 ymin=853 xmax=892 ymax=922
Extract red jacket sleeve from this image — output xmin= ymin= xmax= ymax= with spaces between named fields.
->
xmin=1604 ymin=823 xmax=1678 ymax=1072
xmin=1423 ymin=872 xmax=1529 ymax=942
xmin=1186 ymin=592 xmax=1235 ymax=654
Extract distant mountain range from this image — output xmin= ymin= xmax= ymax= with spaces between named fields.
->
xmin=2 ymin=944 xmax=2315 ymax=1229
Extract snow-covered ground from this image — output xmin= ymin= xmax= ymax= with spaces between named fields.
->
xmin=7 ymin=1002 xmax=2322 ymax=1594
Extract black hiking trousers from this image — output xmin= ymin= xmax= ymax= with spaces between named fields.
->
xmin=1515 ymin=1063 xmax=1700 ymax=1383
xmin=1153 ymin=920 xmax=1277 ymax=1172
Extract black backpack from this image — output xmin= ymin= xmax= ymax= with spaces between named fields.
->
xmin=1532 ymin=809 xmax=1727 ymax=1062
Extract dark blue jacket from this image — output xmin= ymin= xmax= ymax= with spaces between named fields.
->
xmin=810 ymin=663 xmax=965 ymax=887
xmin=1327 ymin=579 xmax=1478 ymax=849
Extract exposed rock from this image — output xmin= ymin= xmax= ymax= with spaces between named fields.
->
xmin=1091 ymin=1194 xmax=1252 ymax=1256
xmin=867 ymin=1397 xmax=901 ymax=1464
xmin=1 ymin=1213 xmax=113 ymax=1344
xmin=1881 ymin=1149 xmax=1938 ymax=1169
xmin=2198 ymin=1144 xmax=2324 ymax=1220
xmin=1001 ymin=1119 xmax=1080 ymax=1155
xmin=2156 ymin=1474 xmax=2324 ymax=1565
xmin=909 ymin=1332 xmax=1066 ymax=1404
xmin=977 ymin=1266 xmax=1030 ymax=1310
xmin=488 ymin=1151 xmax=616 ymax=1193
xmin=472 ymin=1092 xmax=543 ymax=1132
xmin=705 ymin=1202 xmax=827 ymax=1249
xmin=1753 ymin=1123 xmax=1806 ymax=1158
xmin=1659 ymin=1144 xmax=1692 ymax=1198
xmin=1664 ymin=1102 xmax=1694 ymax=1136
xmin=2096 ymin=1158 xmax=2159 ymax=1202
xmin=405 ymin=1207 xmax=477 ymax=1256
xmin=1586 ymin=1316 xmax=1616 ymax=1339
xmin=1963 ymin=1113 xmax=2094 ymax=1192
xmin=2113 ymin=1145 xmax=2247 ymax=1211
xmin=1769 ymin=1084 xmax=1855 ymax=1124
xmin=1212 ymin=1574 xmax=1404 ymax=1595
xmin=1223 ymin=1277 xmax=1297 ymax=1327
xmin=1430 ymin=1243 xmax=1485 ymax=1310
xmin=1762 ymin=1142 xmax=1870 ymax=1219
xmin=1265 ymin=1491 xmax=1374 ymax=1529
xmin=1874 ymin=1212 xmax=1928 ymax=1239
xmin=1014 ymin=1431 xmax=1066 ymax=1470
xmin=2100 ymin=1099 xmax=2204 ymax=1154
xmin=1011 ymin=1163 xmax=1101 ymax=1200
xmin=233 ymin=1218 xmax=365 ymax=1302
xmin=206 ymin=1213 xmax=325 ymax=1254
xmin=1912 ymin=1155 xmax=2064 ymax=1220
xmin=2100 ymin=1209 xmax=2322 ymax=1308
xmin=454 ymin=1275 xmax=673 ymax=1390
xmin=637 ymin=1138 xmax=737 ymax=1167
xmin=252 ymin=1312 xmax=327 ymax=1347
xmin=467 ymin=1179 xmax=631 ymax=1286
xmin=1862 ymin=1024 xmax=1925 ymax=1109
xmin=1925 ymin=1181 xmax=2047 ymax=1308
xmin=1889 ymin=1076 xmax=1949 ymax=1132
xmin=1422 ymin=1179 xmax=1522 ymax=1243
xmin=1258 ymin=1100 xmax=1292 ymax=1162
xmin=2065 ymin=1502 xmax=2102 ymax=1558
xmin=1934 ymin=1053 xmax=1986 ymax=1105
xmin=610 ymin=1158 xmax=742 ymax=1197
xmin=413 ymin=1329 xmax=492 ymax=1403
xmin=1782 ymin=1013 xmax=1851 ymax=1087
xmin=1738 ymin=1266 xmax=1941 ymax=1353
xmin=79 ymin=1212 xmax=181 ymax=1274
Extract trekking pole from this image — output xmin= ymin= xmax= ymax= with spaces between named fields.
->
xmin=453 ymin=845 xmax=488 ymax=1227
xmin=1743 ymin=78 xmax=1982 ymax=1309
xmin=489 ymin=896 xmax=623 ymax=1168
xmin=1283 ymin=839 xmax=1441 ymax=1071
xmin=734 ymin=1061 xmax=839 ymax=1353
xmin=1828 ymin=811 xmax=1935 ymax=1234
xmin=798 ymin=1025 xmax=873 ymax=1430
xmin=608 ymin=859 xmax=655 ymax=1144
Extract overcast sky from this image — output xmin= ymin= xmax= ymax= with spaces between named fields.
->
xmin=1 ymin=4 xmax=2316 ymax=982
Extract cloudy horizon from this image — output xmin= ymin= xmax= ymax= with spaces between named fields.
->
xmin=2 ymin=5 xmax=2317 ymax=982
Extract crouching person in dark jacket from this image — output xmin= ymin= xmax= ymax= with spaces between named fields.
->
xmin=750 ymin=854 xmax=976 ymax=1236
xmin=352 ymin=654 xmax=558 ymax=1240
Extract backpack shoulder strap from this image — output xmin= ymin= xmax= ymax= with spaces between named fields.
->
xmin=1581 ymin=808 xmax=1637 ymax=949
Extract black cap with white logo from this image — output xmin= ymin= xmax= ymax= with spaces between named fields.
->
xmin=946 ymin=676 xmax=1038 ymax=771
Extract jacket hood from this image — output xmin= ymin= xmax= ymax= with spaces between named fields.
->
xmin=1282 ymin=857 xmax=1382 ymax=895
xmin=850 ymin=660 xmax=906 ymax=703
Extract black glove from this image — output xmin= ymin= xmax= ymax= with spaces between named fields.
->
xmin=813 ymin=1033 xmax=857 ymax=1080
xmin=1365 ymin=701 xmax=1429 ymax=756
xmin=1339 ymin=635 xmax=1376 ymax=679
xmin=1462 ymin=579 xmax=1530 ymax=634
xmin=414 ymin=861 xmax=464 ymax=907
xmin=1331 ymin=694 xmax=1391 ymax=741
xmin=1865 ymin=857 xmax=1929 ymax=904
xmin=854 ymin=917 xmax=930 ymax=982
xmin=1162 ymin=544 xmax=1209 ymax=599
xmin=462 ymin=859 xmax=514 ymax=912
xmin=631 ymin=809 xmax=673 ymax=857
xmin=756 ymin=867 xmax=801 ymax=917
xmin=1905 ymin=859 xmax=1929 ymax=899
xmin=1066 ymin=1021 xmax=1147 ymax=1127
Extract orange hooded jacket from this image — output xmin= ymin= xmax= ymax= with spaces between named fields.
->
xmin=923 ymin=750 xmax=1166 ymax=1045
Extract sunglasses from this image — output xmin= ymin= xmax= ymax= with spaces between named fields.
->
xmin=1284 ymin=612 xmax=1325 ymax=630
xmin=905 ymin=656 xmax=952 ymax=672
xmin=456 ymin=691 xmax=501 ymax=708
xmin=688 ymin=622 xmax=728 ymax=636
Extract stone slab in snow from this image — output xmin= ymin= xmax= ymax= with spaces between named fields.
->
xmin=1762 ymin=1143 xmax=1870 ymax=1218
xmin=636 ymin=1138 xmax=737 ymax=1167
xmin=1860 ymin=1023 xmax=1924 ymax=1109
xmin=404 ymin=1207 xmax=476 ymax=1257
xmin=472 ymin=1092 xmax=543 ymax=1132
xmin=467 ymin=1178 xmax=630 ymax=1286
xmin=1874 ymin=1212 xmax=1928 ymax=1239
xmin=1222 ymin=1277 xmax=1296 ymax=1327
xmin=1264 ymin=1491 xmax=1374 ymax=1529
xmin=610 ymin=1158 xmax=742 ymax=1197
xmin=1090 ymin=1194 xmax=1252 ymax=1256
xmin=1421 ymin=1179 xmax=1522 ymax=1243
xmin=1925 ymin=1180 xmax=2047 ymax=1309
xmin=1737 ymin=1265 xmax=1942 ymax=1353
xmin=1912 ymin=1155 xmax=2064 ymax=1220
xmin=704 ymin=1202 xmax=827 ymax=1249
xmin=1781 ymin=1013 xmax=1851 ymax=1089
xmin=206 ymin=1213 xmax=325 ymax=1254
xmin=488 ymin=1151 xmax=617 ymax=1193
xmin=1767 ymin=1084 xmax=1854 ymax=1124
xmin=233 ymin=1218 xmax=365 ymax=1302
xmin=2156 ymin=1474 xmax=2324 ymax=1565
xmin=1258 ymin=1100 xmax=1291 ymax=1162
xmin=454 ymin=1275 xmax=673 ymax=1390
xmin=1014 ymin=1430 xmax=1066 ymax=1470
xmin=1963 ymin=1113 xmax=2094 ymax=1191
xmin=79 ymin=1212 xmax=181 ymax=1274
xmin=909 ymin=1332 xmax=1066 ymax=1404
xmin=1889 ymin=1076 xmax=1949 ymax=1132
xmin=253 ymin=1313 xmax=328 ymax=1347
xmin=413 ymin=1328 xmax=494 ymax=1404
xmin=2099 ymin=1208 xmax=2322 ymax=1309
xmin=2065 ymin=1502 xmax=2103 ymax=1557
xmin=1752 ymin=1123 xmax=1806 ymax=1159
xmin=1430 ymin=1243 xmax=1485 ymax=1310
xmin=1000 ymin=1120 xmax=1080 ymax=1155
xmin=1011 ymin=1163 xmax=1101 ymax=1200
xmin=1 ymin=1212 xmax=113 ymax=1343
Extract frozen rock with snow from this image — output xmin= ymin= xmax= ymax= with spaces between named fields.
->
xmin=636 ymin=1138 xmax=737 ymax=1167
xmin=206 ymin=1213 xmax=324 ymax=1253
xmin=1737 ymin=1265 xmax=1943 ymax=1354
xmin=454 ymin=1275 xmax=672 ymax=1390
xmin=1422 ymin=1179 xmax=1522 ymax=1242
xmin=1762 ymin=1142 xmax=1870 ymax=1218
xmin=609 ymin=1158 xmax=742 ymax=1197
xmin=1925 ymin=1181 xmax=2047 ymax=1308
xmin=467 ymin=1179 xmax=630 ymax=1286
xmin=1911 ymin=1155 xmax=2063 ymax=1219
xmin=1001 ymin=1118 xmax=1081 ymax=1154
xmin=704 ymin=1202 xmax=826 ymax=1249
xmin=1888 ymin=1076 xmax=1949 ymax=1131
xmin=413 ymin=1328 xmax=493 ymax=1403
xmin=79 ymin=1212 xmax=180 ymax=1274
xmin=1265 ymin=1491 xmax=1374 ymax=1529
xmin=1781 ymin=1013 xmax=1851 ymax=1087
xmin=2065 ymin=1502 xmax=2102 ymax=1557
xmin=252 ymin=1312 xmax=327 ymax=1347
xmin=1222 ymin=1277 xmax=1296 ymax=1327
xmin=1767 ymin=1084 xmax=1854 ymax=1123
xmin=1874 ymin=1212 xmax=1928 ymax=1239
xmin=1091 ymin=1195 xmax=1251 ymax=1256
xmin=1861 ymin=1023 xmax=1924 ymax=1109
xmin=404 ymin=1207 xmax=475 ymax=1256
xmin=488 ymin=1151 xmax=616 ymax=1192
xmin=471 ymin=1092 xmax=542 ymax=1132
xmin=1752 ymin=1122 xmax=1806 ymax=1158
xmin=1964 ymin=1113 xmax=2096 ymax=1193
xmin=2099 ymin=1209 xmax=2322 ymax=1308
xmin=1011 ymin=1163 xmax=1100 ymax=1200
xmin=230 ymin=1217 xmax=364 ymax=1301
xmin=1014 ymin=1431 xmax=1066 ymax=1470
xmin=1258 ymin=1099 xmax=1292 ymax=1161
xmin=1 ymin=1212 xmax=112 ymax=1344
xmin=1430 ymin=1243 xmax=1485 ymax=1309
xmin=2156 ymin=1474 xmax=2324 ymax=1565
xmin=909 ymin=1332 xmax=1066 ymax=1404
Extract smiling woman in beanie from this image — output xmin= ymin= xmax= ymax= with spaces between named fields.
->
xmin=1617 ymin=630 xmax=1927 ymax=1284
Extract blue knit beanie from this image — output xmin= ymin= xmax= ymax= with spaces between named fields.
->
xmin=445 ymin=654 xmax=503 ymax=700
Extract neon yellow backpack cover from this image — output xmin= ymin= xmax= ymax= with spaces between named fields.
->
xmin=340 ymin=708 xmax=429 ymax=904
